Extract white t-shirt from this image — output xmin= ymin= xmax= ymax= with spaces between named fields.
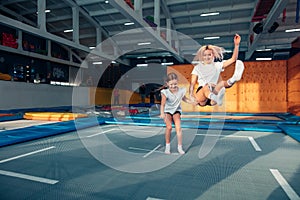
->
xmin=161 ymin=87 xmax=186 ymax=114
xmin=191 ymin=62 xmax=224 ymax=86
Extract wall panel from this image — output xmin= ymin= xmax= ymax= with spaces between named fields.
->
xmin=168 ymin=60 xmax=287 ymax=113
xmin=287 ymin=53 xmax=300 ymax=115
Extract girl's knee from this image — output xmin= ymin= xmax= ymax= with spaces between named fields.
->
xmin=166 ymin=125 xmax=172 ymax=131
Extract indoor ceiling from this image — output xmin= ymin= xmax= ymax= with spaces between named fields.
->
xmin=0 ymin=0 xmax=299 ymax=64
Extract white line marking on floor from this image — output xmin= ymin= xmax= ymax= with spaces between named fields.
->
xmin=129 ymin=146 xmax=179 ymax=156
xmin=146 ymin=197 xmax=165 ymax=200
xmin=270 ymin=169 xmax=300 ymax=200
xmin=196 ymin=133 xmax=249 ymax=138
xmin=0 ymin=170 xmax=58 ymax=185
xmin=122 ymin=129 xmax=161 ymax=133
xmin=86 ymin=128 xmax=116 ymax=138
xmin=248 ymin=137 xmax=262 ymax=151
xmin=129 ymin=146 xmax=163 ymax=153
xmin=0 ymin=146 xmax=56 ymax=164
xmin=143 ymin=144 xmax=161 ymax=158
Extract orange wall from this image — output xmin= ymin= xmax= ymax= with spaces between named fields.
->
xmin=168 ymin=60 xmax=287 ymax=113
xmin=91 ymin=87 xmax=145 ymax=105
xmin=287 ymin=53 xmax=300 ymax=115
xmin=91 ymin=53 xmax=300 ymax=115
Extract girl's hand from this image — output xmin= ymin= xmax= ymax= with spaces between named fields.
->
xmin=234 ymin=34 xmax=241 ymax=45
xmin=190 ymin=94 xmax=196 ymax=102
xmin=159 ymin=113 xmax=165 ymax=119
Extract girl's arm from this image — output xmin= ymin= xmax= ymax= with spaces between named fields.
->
xmin=223 ymin=34 xmax=241 ymax=69
xmin=183 ymin=96 xmax=198 ymax=105
xmin=189 ymin=74 xmax=198 ymax=101
xmin=160 ymin=93 xmax=166 ymax=119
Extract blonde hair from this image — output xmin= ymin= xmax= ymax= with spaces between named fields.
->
xmin=194 ymin=45 xmax=225 ymax=62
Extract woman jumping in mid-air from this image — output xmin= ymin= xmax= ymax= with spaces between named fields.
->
xmin=189 ymin=34 xmax=244 ymax=106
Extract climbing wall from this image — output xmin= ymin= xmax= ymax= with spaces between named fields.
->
xmin=287 ymin=53 xmax=300 ymax=116
xmin=168 ymin=60 xmax=287 ymax=113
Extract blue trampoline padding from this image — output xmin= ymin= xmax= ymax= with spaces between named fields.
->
xmin=0 ymin=117 xmax=106 ymax=147
xmin=125 ymin=115 xmax=297 ymax=125
xmin=105 ymin=119 xmax=282 ymax=133
xmin=0 ymin=106 xmax=73 ymax=114
xmin=276 ymin=113 xmax=300 ymax=123
xmin=277 ymin=125 xmax=300 ymax=142
xmin=181 ymin=112 xmax=288 ymax=116
xmin=0 ymin=114 xmax=23 ymax=122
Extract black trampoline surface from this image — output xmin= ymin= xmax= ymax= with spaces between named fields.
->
xmin=0 ymin=124 xmax=299 ymax=200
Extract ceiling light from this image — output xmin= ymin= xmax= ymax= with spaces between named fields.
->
xmin=36 ymin=10 xmax=51 ymax=14
xmin=285 ymin=28 xmax=300 ymax=32
xmin=191 ymin=61 xmax=200 ymax=64
xmin=200 ymin=12 xmax=219 ymax=17
xmin=161 ymin=62 xmax=174 ymax=66
xmin=256 ymin=58 xmax=272 ymax=61
xmin=256 ymin=48 xmax=272 ymax=51
xmin=89 ymin=46 xmax=95 ymax=49
xmin=64 ymin=29 xmax=73 ymax=33
xmin=203 ymin=36 xmax=220 ymax=40
xmin=137 ymin=64 xmax=148 ymax=67
xmin=137 ymin=56 xmax=147 ymax=59
xmin=105 ymin=0 xmax=109 ymax=3
xmin=90 ymin=56 xmax=99 ymax=59
xmin=137 ymin=42 xmax=151 ymax=46
xmin=93 ymin=61 xmax=103 ymax=65
xmin=111 ymin=61 xmax=116 ymax=63
xmin=124 ymin=22 xmax=134 ymax=26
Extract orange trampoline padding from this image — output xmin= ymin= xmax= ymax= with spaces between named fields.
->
xmin=24 ymin=112 xmax=88 ymax=121
xmin=0 ymin=113 xmax=14 ymax=117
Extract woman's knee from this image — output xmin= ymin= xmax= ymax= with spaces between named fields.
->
xmin=195 ymin=90 xmax=207 ymax=102
xmin=198 ymin=102 xmax=206 ymax=106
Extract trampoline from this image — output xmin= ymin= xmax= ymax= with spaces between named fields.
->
xmin=0 ymin=106 xmax=299 ymax=199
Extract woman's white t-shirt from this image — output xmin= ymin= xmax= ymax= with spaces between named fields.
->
xmin=161 ymin=87 xmax=186 ymax=114
xmin=191 ymin=62 xmax=224 ymax=87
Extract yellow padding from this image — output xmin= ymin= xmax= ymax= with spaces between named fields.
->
xmin=24 ymin=112 xmax=88 ymax=121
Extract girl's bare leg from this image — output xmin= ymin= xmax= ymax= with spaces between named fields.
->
xmin=173 ymin=113 xmax=185 ymax=154
xmin=164 ymin=114 xmax=173 ymax=154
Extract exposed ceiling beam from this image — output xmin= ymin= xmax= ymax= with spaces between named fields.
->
xmin=167 ymin=0 xmax=207 ymax=5
xmin=64 ymin=0 xmax=109 ymax=39
xmin=0 ymin=14 xmax=115 ymax=60
xmin=76 ymin=0 xmax=107 ymax=6
xmin=19 ymin=2 xmax=67 ymax=15
xmin=0 ymin=5 xmax=36 ymax=26
xmin=176 ymin=17 xmax=250 ymax=29
xmin=108 ymin=0 xmax=184 ymax=62
xmin=245 ymin=0 xmax=289 ymax=59
xmin=169 ymin=3 xmax=254 ymax=18
xmin=0 ymin=44 xmax=81 ymax=67
xmin=0 ymin=0 xmax=27 ymax=6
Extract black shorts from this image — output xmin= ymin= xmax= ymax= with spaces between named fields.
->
xmin=165 ymin=111 xmax=181 ymax=116
xmin=196 ymin=86 xmax=212 ymax=106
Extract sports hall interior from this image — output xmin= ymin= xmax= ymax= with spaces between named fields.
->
xmin=0 ymin=1 xmax=299 ymax=200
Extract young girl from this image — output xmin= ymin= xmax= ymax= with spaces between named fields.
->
xmin=160 ymin=72 xmax=196 ymax=154
xmin=189 ymin=34 xmax=244 ymax=106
